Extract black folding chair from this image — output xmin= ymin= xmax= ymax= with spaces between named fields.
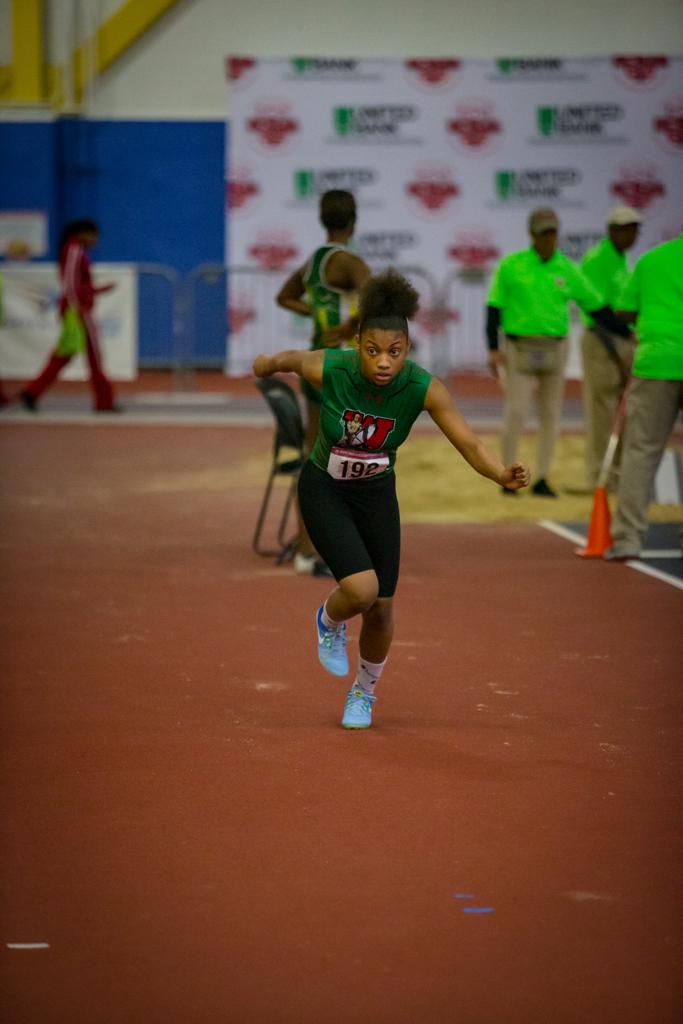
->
xmin=252 ymin=378 xmax=305 ymax=561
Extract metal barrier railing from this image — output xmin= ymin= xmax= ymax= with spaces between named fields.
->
xmin=440 ymin=267 xmax=492 ymax=372
xmin=135 ymin=263 xmax=184 ymax=377
xmin=0 ymin=256 xmax=587 ymax=379
xmin=181 ymin=261 xmax=447 ymax=377
xmin=185 ymin=263 xmax=297 ymax=378
xmin=133 ymin=261 xmax=489 ymax=379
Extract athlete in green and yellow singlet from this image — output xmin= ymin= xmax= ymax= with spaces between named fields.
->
xmin=276 ymin=190 xmax=370 ymax=574
xmin=304 ymin=246 xmax=358 ymax=351
xmin=256 ymin=270 xmax=530 ymax=730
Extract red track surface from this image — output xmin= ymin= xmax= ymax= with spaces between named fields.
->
xmin=1 ymin=425 xmax=681 ymax=1023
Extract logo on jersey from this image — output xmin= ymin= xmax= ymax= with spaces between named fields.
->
xmin=246 ymin=100 xmax=300 ymax=150
xmin=653 ymin=98 xmax=683 ymax=151
xmin=405 ymin=59 xmax=461 ymax=89
xmin=447 ymin=100 xmax=502 ymax=152
xmin=610 ymin=163 xmax=666 ymax=210
xmin=612 ymin=55 xmax=669 ymax=89
xmin=340 ymin=409 xmax=395 ymax=450
xmin=247 ymin=229 xmax=299 ymax=270
xmin=406 ymin=165 xmax=460 ymax=213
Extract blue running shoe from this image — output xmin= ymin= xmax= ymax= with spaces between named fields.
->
xmin=342 ymin=686 xmax=375 ymax=729
xmin=316 ymin=606 xmax=349 ymax=677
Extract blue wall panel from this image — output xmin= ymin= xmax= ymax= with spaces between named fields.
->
xmin=1 ymin=119 xmax=226 ymax=365
xmin=0 ymin=121 xmax=60 ymax=256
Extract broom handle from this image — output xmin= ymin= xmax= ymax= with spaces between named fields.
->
xmin=596 ymin=380 xmax=631 ymax=490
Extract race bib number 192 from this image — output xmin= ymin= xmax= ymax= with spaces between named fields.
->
xmin=327 ymin=446 xmax=389 ymax=481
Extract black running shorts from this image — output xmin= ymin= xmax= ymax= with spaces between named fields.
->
xmin=297 ymin=460 xmax=401 ymax=598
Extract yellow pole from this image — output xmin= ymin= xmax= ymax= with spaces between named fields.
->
xmin=74 ymin=0 xmax=181 ymax=101
xmin=11 ymin=0 xmax=45 ymax=103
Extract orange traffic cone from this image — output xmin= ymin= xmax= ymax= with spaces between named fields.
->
xmin=575 ymin=380 xmax=630 ymax=559
xmin=575 ymin=486 xmax=612 ymax=557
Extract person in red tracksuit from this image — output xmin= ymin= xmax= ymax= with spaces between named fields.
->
xmin=20 ymin=219 xmax=119 ymax=412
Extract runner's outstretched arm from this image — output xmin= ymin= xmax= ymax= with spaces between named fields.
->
xmin=424 ymin=377 xmax=530 ymax=490
xmin=253 ymin=348 xmax=324 ymax=390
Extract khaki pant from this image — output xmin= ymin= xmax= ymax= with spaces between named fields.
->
xmin=501 ymin=336 xmax=568 ymax=481
xmin=581 ymin=328 xmax=636 ymax=488
xmin=612 ymin=377 xmax=683 ymax=550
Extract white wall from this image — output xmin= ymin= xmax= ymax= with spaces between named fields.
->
xmin=1 ymin=0 xmax=681 ymax=117
xmin=87 ymin=0 xmax=683 ymax=118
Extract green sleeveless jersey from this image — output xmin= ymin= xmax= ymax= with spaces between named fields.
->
xmin=310 ymin=349 xmax=432 ymax=477
xmin=302 ymin=245 xmax=358 ymax=350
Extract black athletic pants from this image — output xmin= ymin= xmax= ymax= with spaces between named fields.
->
xmin=297 ymin=460 xmax=401 ymax=598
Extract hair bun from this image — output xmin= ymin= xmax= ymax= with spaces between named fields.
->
xmin=359 ymin=268 xmax=420 ymax=324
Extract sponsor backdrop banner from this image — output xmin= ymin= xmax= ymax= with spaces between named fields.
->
xmin=227 ymin=55 xmax=683 ymax=374
xmin=0 ymin=264 xmax=138 ymax=380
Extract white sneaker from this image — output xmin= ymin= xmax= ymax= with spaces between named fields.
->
xmin=342 ymin=686 xmax=375 ymax=728
xmin=294 ymin=553 xmax=333 ymax=577
xmin=316 ymin=606 xmax=349 ymax=676
xmin=294 ymin=552 xmax=316 ymax=575
xmin=603 ymin=546 xmax=640 ymax=561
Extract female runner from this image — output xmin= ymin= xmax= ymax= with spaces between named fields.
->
xmin=254 ymin=270 xmax=530 ymax=729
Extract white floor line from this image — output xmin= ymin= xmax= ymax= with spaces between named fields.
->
xmin=626 ymin=560 xmax=683 ymax=592
xmin=538 ymin=519 xmax=585 ymax=545
xmin=538 ymin=520 xmax=683 ymax=591
xmin=130 ymin=393 xmax=232 ymax=406
xmin=6 ymin=943 xmax=50 ymax=950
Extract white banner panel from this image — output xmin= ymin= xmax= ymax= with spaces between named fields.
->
xmin=0 ymin=263 xmax=138 ymax=380
xmin=227 ymin=55 xmax=683 ymax=374
xmin=0 ymin=211 xmax=48 ymax=258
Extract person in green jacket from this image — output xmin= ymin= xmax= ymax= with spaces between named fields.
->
xmin=276 ymin=190 xmax=370 ymax=575
xmin=579 ymin=206 xmax=641 ymax=491
xmin=605 ymin=233 xmax=683 ymax=560
xmin=486 ymin=207 xmax=633 ymax=497
xmin=255 ymin=270 xmax=530 ymax=729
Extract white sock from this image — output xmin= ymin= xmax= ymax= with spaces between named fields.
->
xmin=355 ymin=657 xmax=387 ymax=695
xmin=321 ymin=601 xmax=343 ymax=631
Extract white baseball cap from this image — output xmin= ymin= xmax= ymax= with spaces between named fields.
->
xmin=607 ymin=206 xmax=642 ymax=226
